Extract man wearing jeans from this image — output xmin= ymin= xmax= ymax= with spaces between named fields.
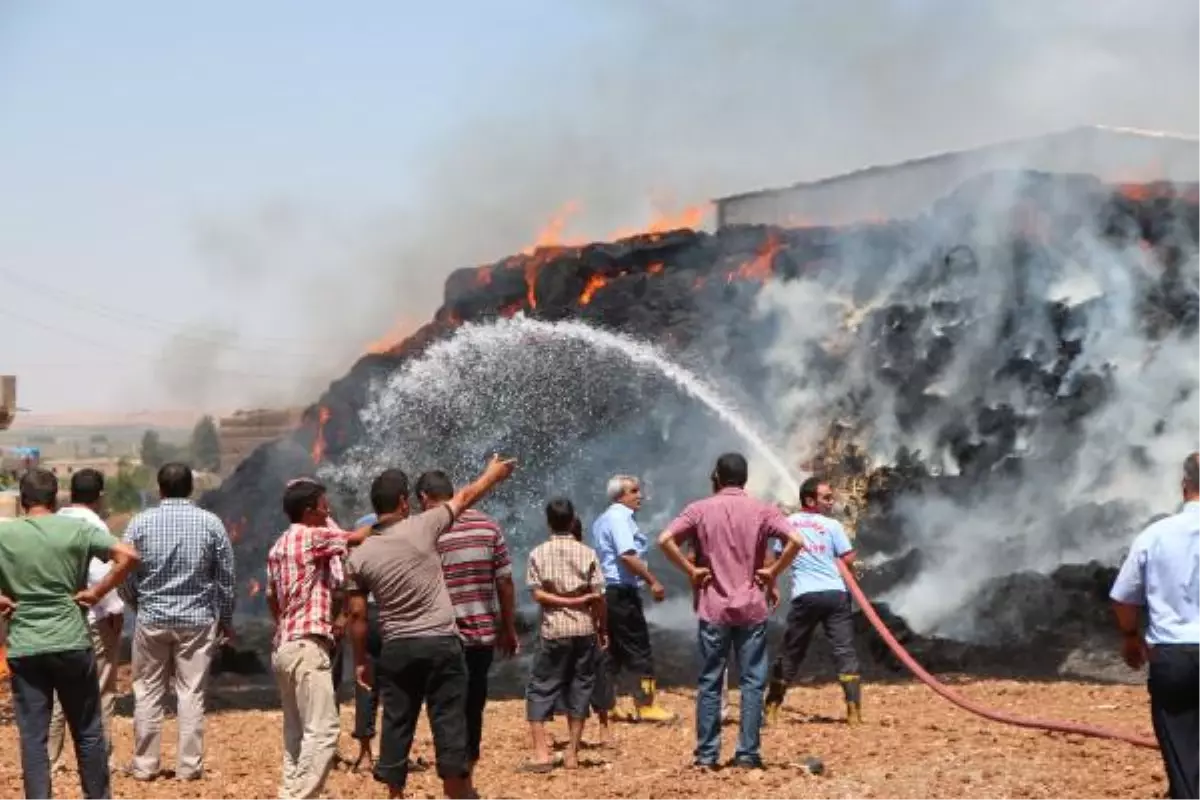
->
xmin=658 ymin=453 xmax=802 ymax=770
xmin=120 ymin=462 xmax=236 ymax=782
xmin=345 ymin=455 xmax=515 ymax=800
xmin=266 ymin=479 xmax=383 ymax=799
xmin=48 ymin=469 xmax=126 ymax=770
xmin=0 ymin=468 xmax=140 ymax=799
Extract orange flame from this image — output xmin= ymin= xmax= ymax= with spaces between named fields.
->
xmin=579 ymin=274 xmax=609 ymax=305
xmin=311 ymin=406 xmax=331 ymax=465
xmin=609 ymin=204 xmax=708 ymax=240
xmin=227 ymin=516 xmax=247 ymax=544
xmin=647 ymin=261 xmax=665 ymax=275
xmin=366 ymin=318 xmax=417 ymax=355
xmin=727 ymin=232 xmax=782 ymax=283
xmin=522 ymin=200 xmax=583 ymax=254
xmin=247 ymin=578 xmax=261 ymax=598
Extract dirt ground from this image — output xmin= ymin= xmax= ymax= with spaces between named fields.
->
xmin=0 ymin=676 xmax=1164 ymax=799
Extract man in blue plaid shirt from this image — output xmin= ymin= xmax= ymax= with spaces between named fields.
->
xmin=119 ymin=462 xmax=236 ymax=782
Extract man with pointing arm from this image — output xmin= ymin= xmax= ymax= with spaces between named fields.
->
xmin=344 ymin=454 xmax=516 ymax=800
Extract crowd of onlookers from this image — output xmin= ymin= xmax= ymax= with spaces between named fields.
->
xmin=0 ymin=450 xmax=1196 ymax=799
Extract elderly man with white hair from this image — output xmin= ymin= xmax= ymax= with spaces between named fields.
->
xmin=589 ymin=474 xmax=675 ymax=722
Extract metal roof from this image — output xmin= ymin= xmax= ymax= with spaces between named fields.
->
xmin=714 ymin=125 xmax=1199 ymax=205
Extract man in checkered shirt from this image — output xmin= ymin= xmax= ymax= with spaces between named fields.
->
xmin=524 ymin=497 xmax=608 ymax=773
xmin=266 ymin=478 xmax=390 ymax=800
xmin=119 ymin=462 xmax=236 ymax=782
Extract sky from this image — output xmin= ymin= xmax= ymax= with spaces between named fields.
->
xmin=1 ymin=0 xmax=1196 ymax=416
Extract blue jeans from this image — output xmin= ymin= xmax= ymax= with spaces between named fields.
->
xmin=9 ymin=647 xmax=110 ymax=799
xmin=695 ymin=620 xmax=768 ymax=765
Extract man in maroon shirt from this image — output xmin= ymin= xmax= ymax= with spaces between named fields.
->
xmin=658 ymin=452 xmax=803 ymax=770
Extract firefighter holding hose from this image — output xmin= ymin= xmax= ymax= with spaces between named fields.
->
xmin=763 ymin=476 xmax=863 ymax=725
xmin=1109 ymin=452 xmax=1199 ymax=800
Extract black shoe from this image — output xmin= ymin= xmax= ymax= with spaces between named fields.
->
xmin=733 ymin=756 xmax=765 ymax=770
xmin=691 ymin=759 xmax=720 ymax=772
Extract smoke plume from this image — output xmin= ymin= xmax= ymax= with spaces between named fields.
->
xmin=170 ymin=0 xmax=1197 ymax=409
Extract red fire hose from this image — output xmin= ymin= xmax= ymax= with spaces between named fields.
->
xmin=835 ymin=560 xmax=1157 ymax=749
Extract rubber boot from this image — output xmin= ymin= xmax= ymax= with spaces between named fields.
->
xmin=634 ymin=677 xmax=677 ymax=723
xmin=763 ymin=679 xmax=787 ymax=726
xmin=840 ymin=674 xmax=862 ymax=725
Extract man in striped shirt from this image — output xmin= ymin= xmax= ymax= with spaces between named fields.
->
xmin=415 ymin=470 xmax=518 ymax=774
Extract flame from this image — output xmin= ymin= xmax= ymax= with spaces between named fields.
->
xmin=609 ymin=204 xmax=708 ymax=240
xmin=366 ymin=318 xmax=417 ymax=355
xmin=311 ymin=406 xmax=331 ymax=465
xmin=727 ymin=232 xmax=782 ymax=283
xmin=647 ymin=262 xmax=665 ymax=275
xmin=579 ymin=274 xmax=609 ymax=305
xmin=524 ymin=259 xmax=540 ymax=308
xmin=522 ymin=200 xmax=583 ymax=254
xmin=227 ymin=515 xmax=247 ymax=544
xmin=247 ymin=578 xmax=261 ymax=598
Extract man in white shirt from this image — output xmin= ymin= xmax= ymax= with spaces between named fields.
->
xmin=48 ymin=469 xmax=125 ymax=770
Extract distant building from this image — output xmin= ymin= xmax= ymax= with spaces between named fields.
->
xmin=0 ymin=376 xmax=15 ymax=432
xmin=217 ymin=408 xmax=304 ymax=475
xmin=714 ymin=125 xmax=1199 ymax=229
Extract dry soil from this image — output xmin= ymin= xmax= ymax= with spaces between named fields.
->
xmin=0 ymin=674 xmax=1165 ymax=799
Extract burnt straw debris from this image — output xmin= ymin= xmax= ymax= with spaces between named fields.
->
xmin=203 ymin=172 xmax=1198 ymax=680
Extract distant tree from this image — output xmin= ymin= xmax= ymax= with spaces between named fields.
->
xmin=107 ymin=459 xmax=144 ymax=513
xmin=190 ymin=416 xmax=221 ymax=473
xmin=140 ymin=430 xmax=163 ymax=468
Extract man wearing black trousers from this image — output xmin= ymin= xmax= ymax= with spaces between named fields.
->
xmin=1111 ymin=452 xmax=1199 ymax=800
xmin=590 ymin=475 xmax=674 ymax=722
xmin=764 ymin=477 xmax=862 ymax=725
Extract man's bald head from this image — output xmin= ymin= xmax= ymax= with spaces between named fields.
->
xmin=1183 ymin=452 xmax=1199 ymax=500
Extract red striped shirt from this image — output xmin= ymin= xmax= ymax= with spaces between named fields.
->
xmin=436 ymin=509 xmax=511 ymax=647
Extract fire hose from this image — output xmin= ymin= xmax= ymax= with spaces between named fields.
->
xmin=834 ymin=560 xmax=1157 ymax=749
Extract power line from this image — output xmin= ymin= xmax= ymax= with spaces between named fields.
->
xmin=0 ymin=265 xmax=380 ymax=359
xmin=0 ymin=302 xmax=341 ymax=382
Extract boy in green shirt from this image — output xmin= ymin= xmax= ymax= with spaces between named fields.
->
xmin=0 ymin=468 xmax=139 ymax=799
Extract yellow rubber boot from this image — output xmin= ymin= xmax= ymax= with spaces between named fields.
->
xmin=839 ymin=674 xmax=862 ymax=725
xmin=634 ymin=677 xmax=677 ymax=723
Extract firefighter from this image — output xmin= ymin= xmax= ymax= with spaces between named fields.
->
xmin=764 ymin=477 xmax=863 ymax=725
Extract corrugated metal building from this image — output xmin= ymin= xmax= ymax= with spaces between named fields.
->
xmin=714 ymin=125 xmax=1199 ymax=229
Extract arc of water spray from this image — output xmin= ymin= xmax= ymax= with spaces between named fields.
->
xmin=395 ymin=315 xmax=803 ymax=493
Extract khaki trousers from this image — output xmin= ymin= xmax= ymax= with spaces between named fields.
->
xmin=130 ymin=622 xmax=217 ymax=779
xmin=48 ymin=614 xmax=123 ymax=767
xmin=272 ymin=637 xmax=341 ymax=799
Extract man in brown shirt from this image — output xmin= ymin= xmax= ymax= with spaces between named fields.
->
xmin=344 ymin=455 xmax=515 ymax=800
xmin=524 ymin=497 xmax=607 ymax=772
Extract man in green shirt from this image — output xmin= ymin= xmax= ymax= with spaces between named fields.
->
xmin=0 ymin=468 xmax=139 ymax=799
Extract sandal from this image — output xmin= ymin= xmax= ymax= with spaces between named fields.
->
xmin=518 ymin=761 xmax=556 ymax=774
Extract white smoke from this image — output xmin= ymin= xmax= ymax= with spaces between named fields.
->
xmin=757 ymin=172 xmax=1199 ymax=636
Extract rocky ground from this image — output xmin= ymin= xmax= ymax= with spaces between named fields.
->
xmin=0 ymin=671 xmax=1166 ymax=799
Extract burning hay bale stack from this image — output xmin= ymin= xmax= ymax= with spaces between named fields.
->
xmin=204 ymin=171 xmax=1197 ymax=679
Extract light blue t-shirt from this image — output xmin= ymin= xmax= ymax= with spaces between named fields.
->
xmin=774 ymin=511 xmax=854 ymax=598
xmin=356 ymin=514 xmax=378 ymax=528
xmin=591 ymin=503 xmax=646 ymax=587
xmin=1110 ymin=500 xmax=1199 ymax=646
